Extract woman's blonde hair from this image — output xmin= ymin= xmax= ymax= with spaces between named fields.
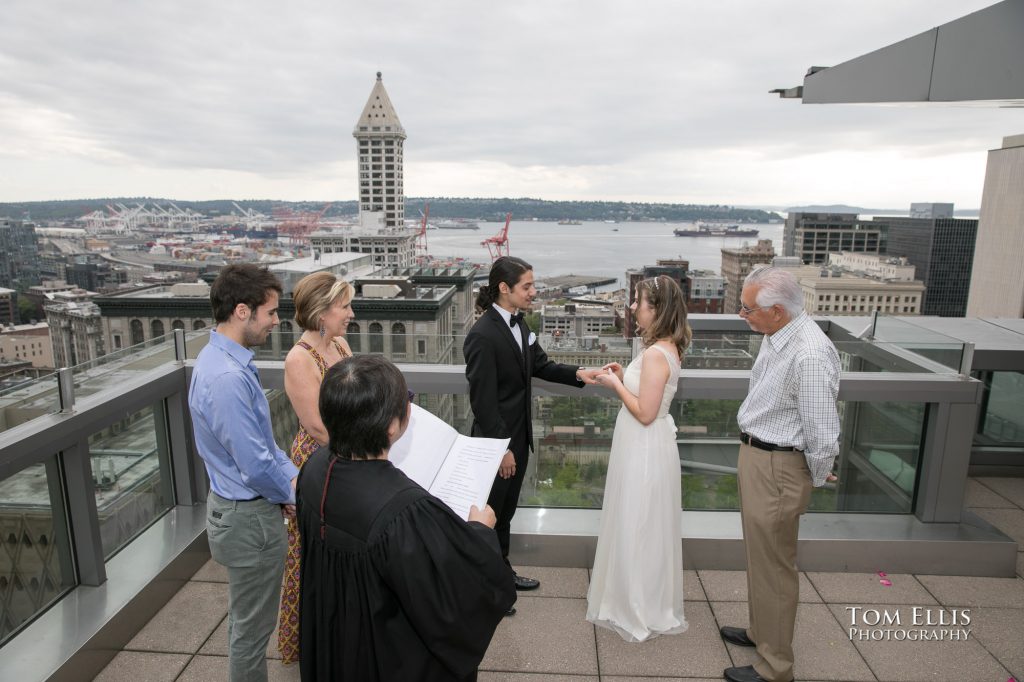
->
xmin=292 ymin=272 xmax=353 ymax=332
xmin=635 ymin=275 xmax=692 ymax=359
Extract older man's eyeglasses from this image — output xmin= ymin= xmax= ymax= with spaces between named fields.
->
xmin=738 ymin=302 xmax=770 ymax=315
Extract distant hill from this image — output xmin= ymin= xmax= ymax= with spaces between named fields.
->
xmin=1 ymin=197 xmax=782 ymax=224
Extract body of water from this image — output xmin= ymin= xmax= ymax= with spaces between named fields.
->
xmin=425 ymin=221 xmax=785 ymax=288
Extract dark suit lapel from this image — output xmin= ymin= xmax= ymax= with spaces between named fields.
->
xmin=519 ymin=321 xmax=533 ymax=378
xmin=486 ymin=307 xmax=526 ymax=370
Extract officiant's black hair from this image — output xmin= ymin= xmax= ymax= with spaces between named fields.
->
xmin=475 ymin=256 xmax=532 ymax=311
xmin=320 ymin=355 xmax=409 ymax=460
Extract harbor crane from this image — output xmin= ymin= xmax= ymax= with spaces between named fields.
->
xmin=274 ymin=203 xmax=333 ymax=243
xmin=481 ymin=213 xmax=512 ymax=261
xmin=414 ymin=203 xmax=430 ymax=258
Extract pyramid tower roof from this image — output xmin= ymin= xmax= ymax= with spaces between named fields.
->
xmin=353 ymin=72 xmax=405 ymax=137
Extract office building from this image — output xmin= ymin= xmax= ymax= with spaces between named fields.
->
xmin=45 ymin=297 xmax=105 ymax=368
xmin=0 ymin=323 xmax=53 ymax=369
xmin=308 ymin=228 xmax=416 ymax=270
xmin=783 ymin=212 xmax=885 ymax=264
xmin=353 ymin=72 xmax=406 ymax=231
xmin=720 ymin=239 xmax=775 ymax=314
xmin=968 ymin=134 xmax=1024 ymax=317
xmin=774 ymin=262 xmax=925 ymax=315
xmin=541 ymin=303 xmax=618 ymax=337
xmin=0 ymin=219 xmax=41 ymax=290
xmin=883 ymin=211 xmax=978 ymax=317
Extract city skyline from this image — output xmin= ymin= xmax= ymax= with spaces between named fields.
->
xmin=0 ymin=0 xmax=1014 ymax=208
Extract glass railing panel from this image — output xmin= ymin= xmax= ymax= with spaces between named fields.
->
xmin=252 ymin=331 xmax=465 ymax=364
xmin=523 ymin=395 xmax=926 ymax=513
xmin=0 ymin=458 xmax=76 ymax=644
xmin=88 ymin=402 xmax=175 ymax=559
xmin=71 ymin=335 xmax=179 ymax=400
xmin=974 ymin=370 xmax=1024 ymax=446
xmin=0 ymin=373 xmax=61 ymax=437
xmin=868 ymin=317 xmax=966 ymax=371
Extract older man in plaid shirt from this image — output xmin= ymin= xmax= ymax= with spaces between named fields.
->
xmin=719 ymin=266 xmax=840 ymax=682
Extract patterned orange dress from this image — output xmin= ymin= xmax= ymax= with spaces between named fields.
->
xmin=278 ymin=339 xmax=348 ymax=663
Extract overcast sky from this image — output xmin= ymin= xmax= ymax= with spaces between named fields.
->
xmin=0 ymin=0 xmax=1016 ymax=208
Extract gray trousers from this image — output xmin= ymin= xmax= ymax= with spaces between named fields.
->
xmin=207 ymin=492 xmax=287 ymax=682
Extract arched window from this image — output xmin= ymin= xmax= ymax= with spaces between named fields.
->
xmin=369 ymin=323 xmax=384 ymax=354
xmin=347 ymin=322 xmax=360 ymax=353
xmin=130 ymin=319 xmax=144 ymax=345
xmin=391 ymin=322 xmax=406 ymax=354
xmin=193 ymin=319 xmax=206 ymax=331
xmin=171 ymin=320 xmax=185 ymax=331
xmin=151 ymin=319 xmax=165 ymax=339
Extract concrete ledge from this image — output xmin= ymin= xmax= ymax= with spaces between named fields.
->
xmin=511 ymin=508 xmax=1019 ymax=577
xmin=0 ymin=504 xmax=210 ymax=682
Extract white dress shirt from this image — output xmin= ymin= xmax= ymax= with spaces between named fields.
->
xmin=737 ymin=312 xmax=841 ymax=487
xmin=492 ymin=303 xmax=523 ymax=351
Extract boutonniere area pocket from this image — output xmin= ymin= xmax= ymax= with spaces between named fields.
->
xmin=528 ymin=332 xmax=537 ymax=346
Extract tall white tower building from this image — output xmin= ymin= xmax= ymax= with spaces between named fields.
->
xmin=353 ymin=72 xmax=406 ymax=231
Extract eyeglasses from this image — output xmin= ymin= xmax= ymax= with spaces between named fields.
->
xmin=738 ymin=303 xmax=770 ymax=315
xmin=407 ymin=390 xmax=416 ymax=403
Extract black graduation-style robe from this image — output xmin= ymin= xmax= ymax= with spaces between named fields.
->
xmin=297 ymin=448 xmax=516 ymax=682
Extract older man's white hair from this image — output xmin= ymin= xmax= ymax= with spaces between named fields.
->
xmin=744 ymin=266 xmax=804 ymax=318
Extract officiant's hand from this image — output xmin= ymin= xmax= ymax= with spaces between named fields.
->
xmin=469 ymin=504 xmax=497 ymax=528
xmin=498 ymin=450 xmax=516 ymax=479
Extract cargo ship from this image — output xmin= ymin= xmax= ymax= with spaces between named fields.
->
xmin=673 ymin=222 xmax=759 ymax=238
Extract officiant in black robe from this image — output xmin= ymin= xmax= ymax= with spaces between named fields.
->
xmin=297 ymin=355 xmax=516 ymax=682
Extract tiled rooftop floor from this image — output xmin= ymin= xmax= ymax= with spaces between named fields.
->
xmin=95 ymin=477 xmax=1024 ymax=681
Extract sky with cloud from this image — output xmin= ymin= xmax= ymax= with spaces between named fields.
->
xmin=0 ymin=0 xmax=1015 ymax=208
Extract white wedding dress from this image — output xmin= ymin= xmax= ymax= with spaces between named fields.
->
xmin=586 ymin=344 xmax=687 ymax=642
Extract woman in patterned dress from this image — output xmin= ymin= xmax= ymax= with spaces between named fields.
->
xmin=277 ymin=272 xmax=354 ymax=663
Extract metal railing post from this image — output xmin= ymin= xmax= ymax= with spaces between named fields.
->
xmin=58 ymin=367 xmax=75 ymax=414
xmin=173 ymin=328 xmax=187 ymax=363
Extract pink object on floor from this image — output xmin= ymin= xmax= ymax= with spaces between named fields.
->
xmin=879 ymin=579 xmax=893 ymax=586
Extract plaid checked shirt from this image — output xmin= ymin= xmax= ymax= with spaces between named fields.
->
xmin=737 ymin=312 xmax=841 ymax=487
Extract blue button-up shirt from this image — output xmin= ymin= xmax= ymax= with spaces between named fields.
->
xmin=189 ymin=330 xmax=298 ymax=504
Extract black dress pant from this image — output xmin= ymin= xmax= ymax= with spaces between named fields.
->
xmin=486 ymin=447 xmax=528 ymax=563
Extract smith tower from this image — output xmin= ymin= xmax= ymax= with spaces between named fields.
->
xmin=354 ymin=72 xmax=406 ymax=231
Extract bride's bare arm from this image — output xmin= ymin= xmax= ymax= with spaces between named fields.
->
xmin=599 ymin=348 xmax=670 ymax=426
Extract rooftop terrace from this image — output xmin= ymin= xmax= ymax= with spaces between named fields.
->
xmin=0 ymin=315 xmax=1020 ymax=681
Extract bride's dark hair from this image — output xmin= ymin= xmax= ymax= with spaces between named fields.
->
xmin=634 ymin=275 xmax=692 ymax=359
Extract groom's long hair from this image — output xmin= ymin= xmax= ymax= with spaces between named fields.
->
xmin=475 ymin=256 xmax=532 ymax=311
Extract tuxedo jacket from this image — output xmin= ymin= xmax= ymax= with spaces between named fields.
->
xmin=463 ymin=306 xmax=582 ymax=459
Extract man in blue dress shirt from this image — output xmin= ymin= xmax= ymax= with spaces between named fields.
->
xmin=189 ymin=264 xmax=298 ymax=682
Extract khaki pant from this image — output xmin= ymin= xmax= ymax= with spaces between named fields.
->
xmin=737 ymin=444 xmax=812 ymax=682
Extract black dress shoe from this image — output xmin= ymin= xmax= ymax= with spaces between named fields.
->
xmin=719 ymin=625 xmax=756 ymax=647
xmin=504 ymin=605 xmax=517 ymax=617
xmin=723 ymin=665 xmax=773 ymax=682
xmin=513 ymin=573 xmax=540 ymax=590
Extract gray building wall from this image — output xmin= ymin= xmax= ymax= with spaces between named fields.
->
xmin=885 ymin=217 xmax=978 ymax=317
xmin=968 ymin=134 xmax=1024 ymax=317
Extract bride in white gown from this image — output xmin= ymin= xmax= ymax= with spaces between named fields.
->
xmin=586 ymin=275 xmax=692 ymax=642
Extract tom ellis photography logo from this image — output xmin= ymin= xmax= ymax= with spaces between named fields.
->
xmin=845 ymin=606 xmax=972 ymax=642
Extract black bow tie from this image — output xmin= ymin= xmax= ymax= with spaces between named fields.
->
xmin=509 ymin=312 xmax=524 ymax=328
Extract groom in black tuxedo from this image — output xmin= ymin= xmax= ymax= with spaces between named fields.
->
xmin=464 ymin=257 xmax=599 ymax=608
